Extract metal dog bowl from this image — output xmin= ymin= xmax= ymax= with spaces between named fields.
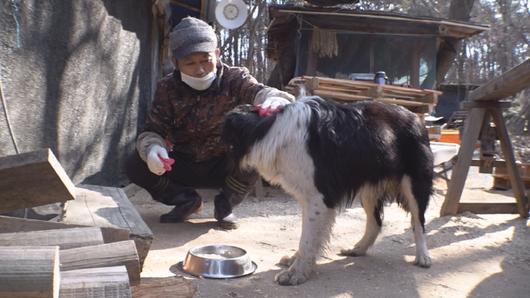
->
xmin=180 ymin=244 xmax=257 ymax=279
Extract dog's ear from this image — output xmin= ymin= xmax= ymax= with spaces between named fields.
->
xmin=222 ymin=105 xmax=261 ymax=159
xmin=223 ymin=105 xmax=257 ymax=143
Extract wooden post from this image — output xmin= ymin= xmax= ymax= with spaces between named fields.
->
xmin=0 ymin=227 xmax=104 ymax=249
xmin=0 ymin=246 xmax=60 ymax=298
xmin=0 ymin=149 xmax=75 ymax=213
xmin=60 ymin=266 xmax=131 ymax=298
xmin=410 ymin=46 xmax=420 ymax=87
xmin=60 ymin=240 xmax=141 ymax=286
xmin=441 ymin=107 xmax=486 ymax=215
xmin=489 ymin=107 xmax=528 ymax=216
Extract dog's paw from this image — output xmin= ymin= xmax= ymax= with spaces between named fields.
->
xmin=414 ymin=253 xmax=432 ymax=268
xmin=278 ymin=254 xmax=296 ymax=267
xmin=339 ymin=247 xmax=367 ymax=257
xmin=274 ymin=267 xmax=309 ymax=286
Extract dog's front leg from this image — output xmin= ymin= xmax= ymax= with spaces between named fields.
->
xmin=275 ymin=196 xmax=335 ymax=285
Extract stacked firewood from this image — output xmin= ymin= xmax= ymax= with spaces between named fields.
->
xmin=286 ymin=76 xmax=441 ymax=114
xmin=0 ymin=149 xmax=152 ymax=298
xmin=0 ymin=226 xmax=140 ymax=297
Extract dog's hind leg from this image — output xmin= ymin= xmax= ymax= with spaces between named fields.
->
xmin=275 ymin=193 xmax=335 ymax=286
xmin=340 ymin=187 xmax=382 ymax=256
xmin=401 ymin=175 xmax=431 ymax=267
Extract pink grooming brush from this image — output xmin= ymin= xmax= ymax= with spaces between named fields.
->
xmin=257 ymin=105 xmax=283 ymax=117
xmin=158 ymin=155 xmax=175 ymax=171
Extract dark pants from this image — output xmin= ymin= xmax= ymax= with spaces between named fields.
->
xmin=125 ymin=151 xmax=258 ymax=220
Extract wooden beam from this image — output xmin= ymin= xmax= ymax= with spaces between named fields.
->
xmin=0 ymin=227 xmax=104 ymax=249
xmin=61 ymin=240 xmax=141 ymax=286
xmin=0 ymin=215 xmax=130 ymax=244
xmin=0 ymin=149 xmax=75 ymax=213
xmin=470 ymin=159 xmax=521 ymax=168
xmin=469 ymin=59 xmax=530 ymax=101
xmin=0 ymin=246 xmax=60 ymax=298
xmin=60 ymin=266 xmax=131 ymax=298
xmin=132 ymin=276 xmax=197 ymax=298
xmin=62 ymin=185 xmax=153 ymax=267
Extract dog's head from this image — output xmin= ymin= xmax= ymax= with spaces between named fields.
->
xmin=222 ymin=104 xmax=278 ymax=163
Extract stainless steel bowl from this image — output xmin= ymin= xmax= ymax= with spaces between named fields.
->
xmin=181 ymin=244 xmax=257 ymax=279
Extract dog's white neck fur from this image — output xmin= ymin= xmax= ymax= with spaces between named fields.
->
xmin=241 ymin=99 xmax=315 ymax=194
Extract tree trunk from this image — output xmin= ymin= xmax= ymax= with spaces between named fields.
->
xmin=435 ymin=0 xmax=475 ymax=85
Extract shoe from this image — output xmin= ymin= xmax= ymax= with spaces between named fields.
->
xmin=159 ymin=196 xmax=202 ymax=223
xmin=217 ymin=213 xmax=239 ymax=230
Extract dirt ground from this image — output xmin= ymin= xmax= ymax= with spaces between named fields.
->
xmin=127 ymin=167 xmax=530 ymax=298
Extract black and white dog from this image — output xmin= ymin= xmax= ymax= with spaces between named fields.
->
xmin=222 ymin=95 xmax=433 ymax=285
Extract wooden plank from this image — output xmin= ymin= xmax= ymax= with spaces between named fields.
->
xmin=0 ymin=227 xmax=104 ymax=249
xmin=0 ymin=246 xmax=60 ymax=298
xmin=469 ymin=159 xmax=521 ymax=168
xmin=441 ymin=107 xmax=487 ymax=216
xmin=306 ymin=75 xmax=442 ymax=95
xmin=489 ymin=108 xmax=529 ymax=217
xmin=61 ymin=240 xmax=141 ymax=286
xmin=313 ymin=89 xmax=428 ymax=107
xmin=0 ymin=215 xmax=130 ymax=244
xmin=0 ymin=149 xmax=75 ymax=213
xmin=132 ymin=276 xmax=196 ymax=298
xmin=301 ymin=76 xmax=439 ymax=104
xmin=62 ymin=185 xmax=153 ymax=267
xmin=60 ymin=266 xmax=131 ymax=298
xmin=469 ymin=59 xmax=530 ymax=101
xmin=458 ymin=202 xmax=519 ymax=214
xmin=314 ymin=84 xmax=365 ymax=94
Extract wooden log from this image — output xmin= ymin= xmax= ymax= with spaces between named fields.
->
xmin=0 ymin=246 xmax=60 ymax=298
xmin=60 ymin=266 xmax=131 ymax=298
xmin=0 ymin=227 xmax=104 ymax=249
xmin=469 ymin=59 xmax=530 ymax=101
xmin=132 ymin=276 xmax=196 ymax=298
xmin=0 ymin=215 xmax=130 ymax=244
xmin=62 ymin=185 xmax=153 ymax=267
xmin=0 ymin=149 xmax=75 ymax=213
xmin=61 ymin=240 xmax=141 ymax=286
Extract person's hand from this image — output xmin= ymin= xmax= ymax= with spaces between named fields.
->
xmin=146 ymin=145 xmax=174 ymax=175
xmin=257 ymin=96 xmax=291 ymax=117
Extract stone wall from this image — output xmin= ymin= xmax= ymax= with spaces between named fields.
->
xmin=0 ymin=0 xmax=155 ymax=186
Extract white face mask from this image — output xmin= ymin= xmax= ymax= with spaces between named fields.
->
xmin=180 ymin=71 xmax=216 ymax=91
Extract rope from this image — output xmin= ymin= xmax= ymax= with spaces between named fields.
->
xmin=0 ymin=75 xmax=19 ymax=154
xmin=10 ymin=0 xmax=22 ymax=48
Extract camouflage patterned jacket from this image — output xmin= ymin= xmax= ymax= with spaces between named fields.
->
xmin=136 ymin=62 xmax=293 ymax=162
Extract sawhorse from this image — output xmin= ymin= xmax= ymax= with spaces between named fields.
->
xmin=440 ymin=59 xmax=530 ymax=218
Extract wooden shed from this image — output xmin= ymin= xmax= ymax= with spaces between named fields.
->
xmin=266 ymin=4 xmax=488 ymax=90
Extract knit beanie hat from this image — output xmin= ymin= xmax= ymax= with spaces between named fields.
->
xmin=170 ymin=17 xmax=218 ymax=59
